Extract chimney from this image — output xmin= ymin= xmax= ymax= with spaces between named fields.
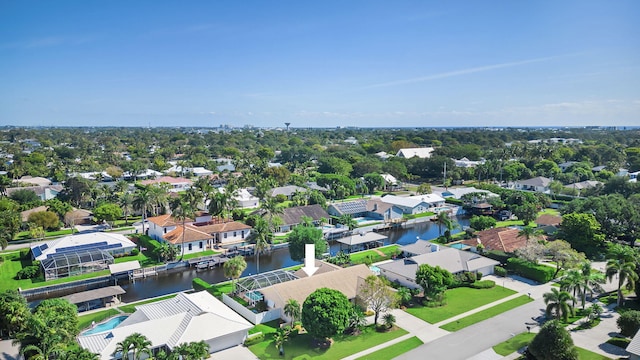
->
xmin=373 ymin=203 xmax=378 ymax=211
xmin=431 ymin=244 xmax=439 ymax=252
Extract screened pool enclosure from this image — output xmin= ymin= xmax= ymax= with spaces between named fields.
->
xmin=41 ymin=249 xmax=115 ymax=281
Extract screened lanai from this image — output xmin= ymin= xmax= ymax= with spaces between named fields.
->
xmin=41 ymin=249 xmax=115 ymax=281
xmin=235 ymin=269 xmax=299 ymax=294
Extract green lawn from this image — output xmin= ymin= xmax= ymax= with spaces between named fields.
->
xmin=492 ymin=332 xmax=535 ymax=356
xmin=405 ymin=286 xmax=517 ymax=324
xmin=77 ymin=308 xmax=121 ymax=331
xmin=207 ymin=282 xmax=234 ymax=298
xmin=349 ymin=245 xmax=400 ymax=265
xmin=249 ymin=320 xmax=280 ymax=335
xmin=440 ymin=295 xmax=534 ymax=331
xmin=181 ymin=249 xmax=219 ymax=260
xmin=15 ymin=228 xmax=73 ymax=240
xmin=403 ymin=212 xmax=435 ymax=220
xmin=354 ymin=336 xmax=423 ymax=360
xmin=249 ymin=325 xmax=408 ymax=360
xmin=575 ymin=347 xmax=612 ymax=360
xmin=118 ymin=294 xmax=178 ymax=313
xmin=495 ymin=219 xmax=525 ymax=227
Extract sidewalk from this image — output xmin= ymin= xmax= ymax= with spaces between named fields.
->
xmin=345 ymin=274 xmax=550 ymax=360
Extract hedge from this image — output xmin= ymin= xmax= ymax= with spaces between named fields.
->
xmin=470 ymin=280 xmax=495 ymax=289
xmin=244 ymin=332 xmax=264 ymax=346
xmin=506 ymin=258 xmax=555 ymax=283
xmin=192 ymin=278 xmax=212 ymax=292
xmin=494 ymin=266 xmax=507 ymax=277
xmin=445 ymin=198 xmax=463 ymax=205
xmin=484 ymin=250 xmax=513 ymax=265
xmin=135 ymin=235 xmax=161 ymax=254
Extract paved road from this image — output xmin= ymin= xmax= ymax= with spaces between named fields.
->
xmin=395 ymin=298 xmax=546 ymax=360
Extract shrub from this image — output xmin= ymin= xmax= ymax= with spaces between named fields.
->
xmin=476 ymin=272 xmax=483 ymax=281
xmin=617 ymin=310 xmax=640 ymax=337
xmin=445 ymin=198 xmax=463 ymax=205
xmin=192 ymin=277 xmax=212 ymax=292
xmin=20 ymin=248 xmax=31 ymax=260
xmin=494 ymin=266 xmax=507 ymax=277
xmin=244 ymin=333 xmax=264 ymax=346
xmin=470 ymin=280 xmax=495 ymax=289
xmin=506 ymin=258 xmax=555 ymax=283
xmin=16 ymin=265 xmax=40 ymax=279
xmin=135 ymin=235 xmax=161 ymax=254
xmin=130 ymin=248 xmax=140 ymax=256
xmin=484 ymin=250 xmax=512 ymax=265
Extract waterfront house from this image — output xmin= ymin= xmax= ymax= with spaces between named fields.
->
xmin=380 ymin=194 xmax=445 ymax=215
xmin=78 ymin=291 xmax=252 ymax=359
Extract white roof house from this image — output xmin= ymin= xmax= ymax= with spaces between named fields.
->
xmin=378 ymin=247 xmax=499 ymax=289
xmin=381 ymin=173 xmax=398 ymax=186
xmin=395 ymin=147 xmax=434 ymax=159
xmin=381 ymin=194 xmax=445 ymax=214
xmin=78 ymin=291 xmax=252 ymax=359
xmin=436 ymin=187 xmax=499 ymax=200
xmin=30 ymin=232 xmax=137 ymax=261
xmin=233 ymin=188 xmax=260 ymax=208
xmin=627 ymin=330 xmax=640 ymax=360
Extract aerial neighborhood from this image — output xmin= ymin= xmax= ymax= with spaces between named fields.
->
xmin=0 ymin=126 xmax=639 ymax=360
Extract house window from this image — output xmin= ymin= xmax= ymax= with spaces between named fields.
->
xmin=188 ymin=243 xmax=192 ymax=251
xmin=164 ymin=228 xmax=167 ymax=233
xmin=241 ymin=231 xmax=244 ymax=238
xmin=233 ymin=231 xmax=236 ymax=237
xmin=224 ymin=233 xmax=227 ymax=238
xmin=199 ymin=241 xmax=203 ymax=249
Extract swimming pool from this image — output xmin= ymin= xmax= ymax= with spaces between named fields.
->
xmin=369 ymin=266 xmax=381 ymax=275
xmin=450 ymin=243 xmax=469 ymax=250
xmin=82 ymin=315 xmax=128 ymax=335
xmin=354 ymin=217 xmax=377 ymax=224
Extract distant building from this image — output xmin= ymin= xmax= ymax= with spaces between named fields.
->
xmin=380 ymin=194 xmax=445 ymax=215
xmin=514 ymin=176 xmax=552 ymax=193
xmin=395 ymin=147 xmax=434 ymax=159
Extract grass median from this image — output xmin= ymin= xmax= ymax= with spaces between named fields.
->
xmin=354 ymin=336 xmax=423 ymax=360
xmin=440 ymin=295 xmax=533 ymax=331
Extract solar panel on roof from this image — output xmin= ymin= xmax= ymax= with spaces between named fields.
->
xmin=40 ymin=243 xmax=48 ymax=250
xmin=32 ymin=247 xmax=42 ymax=258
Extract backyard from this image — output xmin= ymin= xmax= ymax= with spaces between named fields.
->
xmin=349 ymin=245 xmax=401 ymax=265
xmin=405 ymin=286 xmax=517 ymax=324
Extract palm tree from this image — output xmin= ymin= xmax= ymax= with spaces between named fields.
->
xmin=273 ymin=327 xmax=290 ymax=356
xmin=126 ymin=332 xmax=152 ymax=360
xmin=148 ymin=184 xmax=169 ymax=216
xmin=260 ymin=197 xmax=284 ymax=232
xmin=252 ymin=217 xmax=272 ymax=274
xmin=383 ymin=313 xmax=396 ymax=329
xmin=170 ymin=195 xmax=195 ymax=261
xmin=606 ymin=257 xmax=639 ymax=307
xmin=187 ymin=340 xmax=210 ymax=360
xmin=119 ymin=192 xmax=134 ymax=226
xmin=337 ymin=214 xmax=358 ymax=231
xmin=133 ymin=187 xmax=151 ymax=235
xmin=113 ymin=336 xmax=134 ymax=360
xmin=223 ymin=255 xmax=247 ymax=292
xmin=517 ymin=226 xmax=538 ymax=241
xmin=559 ymin=269 xmax=583 ymax=308
xmin=543 ymin=288 xmax=575 ymax=322
xmin=435 ymin=211 xmax=451 ymax=237
xmin=60 ymin=344 xmax=100 ymax=360
xmin=397 ymin=287 xmax=412 ymax=307
xmin=154 ymin=242 xmax=178 ymax=262
xmin=283 ymin=299 xmax=301 ymax=325
xmin=578 ymin=262 xmax=605 ymax=309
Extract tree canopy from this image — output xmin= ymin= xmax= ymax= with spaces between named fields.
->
xmin=287 ymin=225 xmax=326 ymax=262
xmin=301 ymin=288 xmax=352 ymax=341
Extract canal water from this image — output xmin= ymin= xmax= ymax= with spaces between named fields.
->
xmin=119 ymin=217 xmax=471 ymax=303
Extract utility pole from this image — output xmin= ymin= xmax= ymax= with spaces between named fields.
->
xmin=443 ymin=162 xmax=447 ymax=190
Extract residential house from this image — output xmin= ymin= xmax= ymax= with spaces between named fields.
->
xmin=233 ymin=188 xmax=260 ymax=208
xmin=78 ymin=291 xmax=253 ymax=359
xmin=565 ymin=180 xmax=602 ymax=193
xmin=436 ymin=187 xmax=498 ymax=201
xmin=514 ymin=176 xmax=552 ymax=193
xmin=461 ymin=227 xmax=530 ymax=253
xmin=5 ymin=185 xmax=63 ymax=201
xmin=64 ymin=208 xmax=93 ymax=226
xmin=381 ymin=173 xmax=401 ymax=191
xmin=140 ymin=176 xmax=192 ymax=192
xmin=20 ymin=205 xmax=48 ymax=222
xmin=336 ymin=231 xmax=388 ymax=253
xmin=380 ymin=194 xmax=445 ymax=215
xmin=535 ymin=214 xmax=562 ymax=235
xmin=453 ymin=157 xmax=484 ymax=168
xmin=378 ymin=247 xmax=499 ymax=289
xmin=268 ymin=185 xmax=307 ymax=200
xmin=400 ymin=239 xmax=441 ymax=257
xmin=13 ymin=176 xmax=51 ymax=187
xmin=629 ymin=171 xmax=640 ymax=183
xmin=278 ymin=204 xmax=329 ymax=232
xmin=214 ymin=158 xmax=236 ymax=172
xmin=327 ymin=199 xmax=403 ymax=222
xmin=123 ymin=168 xmax=162 ymax=180
xmin=395 ymin=147 xmax=434 ymax=159
xmin=558 ymin=161 xmax=578 ymax=172
xmin=257 ymin=264 xmax=373 ymax=322
xmin=627 ymin=330 xmax=640 ymax=360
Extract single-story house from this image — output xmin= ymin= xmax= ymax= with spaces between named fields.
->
xmin=558 ymin=161 xmax=578 ymax=172
xmin=13 ymin=176 xmax=51 ymax=187
xmin=31 ymin=232 xmax=137 ymax=261
xmin=123 ymin=168 xmax=162 ymax=180
xmin=327 ymin=199 xmax=404 ymax=222
xmin=64 ymin=208 xmax=93 ymax=226
xmin=5 ymin=185 xmax=63 ymax=201
xmin=453 ymin=157 xmax=484 ymax=168
xmin=627 ymin=330 xmax=640 ymax=360
xmin=380 ymin=194 xmax=445 ymax=215
xmin=535 ymin=214 xmax=562 ymax=235
xmin=400 ymin=239 xmax=441 ymax=257
xmin=514 ymin=176 xmax=552 ymax=193
xmin=214 ymin=158 xmax=236 ymax=172
xmin=380 ymin=173 xmax=401 ymax=191
xmin=258 ymin=264 xmax=373 ymax=322
xmin=565 ymin=180 xmax=602 ymax=191
xmin=378 ymin=247 xmax=499 ymax=289
xmin=395 ymin=147 xmax=434 ymax=159
xmin=78 ymin=291 xmax=253 ymax=359
xmin=20 ymin=205 xmax=49 ymax=222
xmin=278 ymin=204 xmax=329 ymax=232
xmin=461 ymin=227 xmax=530 ymax=253
xmin=629 ymin=171 xmax=639 ymax=182
xmin=140 ymin=176 xmax=192 ymax=192
xmin=436 ymin=187 xmax=498 ymax=201
xmin=268 ymin=185 xmax=307 ymax=200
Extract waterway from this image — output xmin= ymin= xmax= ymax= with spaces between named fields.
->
xmin=118 ymin=217 xmax=470 ymax=303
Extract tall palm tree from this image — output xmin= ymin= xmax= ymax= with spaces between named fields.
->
xmin=559 ymin=269 xmax=583 ymax=308
xmin=578 ymin=262 xmax=605 ymax=309
xmin=133 ymin=187 xmax=151 ymax=235
xmin=273 ymin=327 xmax=290 ymax=356
xmin=170 ymin=195 xmax=195 ymax=261
xmin=283 ymin=298 xmax=301 ymax=325
xmin=252 ymin=217 xmax=272 ymax=274
xmin=223 ymin=255 xmax=247 ymax=292
xmin=119 ymin=192 xmax=134 ymax=226
xmin=148 ymin=184 xmax=169 ymax=216
xmin=113 ymin=332 xmax=152 ymax=360
xmin=543 ymin=288 xmax=575 ymax=322
xmin=260 ymin=197 xmax=284 ymax=232
xmin=435 ymin=211 xmax=451 ymax=237
xmin=606 ymin=257 xmax=639 ymax=307
xmin=517 ymin=226 xmax=538 ymax=241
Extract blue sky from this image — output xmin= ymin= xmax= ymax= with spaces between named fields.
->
xmin=1 ymin=1 xmax=639 ymax=128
